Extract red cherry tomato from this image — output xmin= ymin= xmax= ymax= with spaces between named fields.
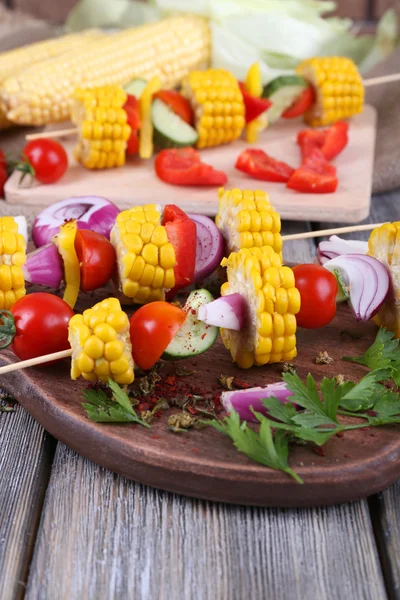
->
xmin=8 ymin=293 xmax=74 ymax=361
xmin=74 ymin=229 xmax=116 ymax=292
xmin=129 ymin=302 xmax=186 ymax=370
xmin=22 ymin=139 xmax=68 ymax=184
xmin=282 ymin=86 xmax=315 ymax=119
xmin=292 ymin=264 xmax=337 ymax=329
xmin=154 ymin=90 xmax=194 ymax=125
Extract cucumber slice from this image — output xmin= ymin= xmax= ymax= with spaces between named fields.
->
xmin=332 ymin=268 xmax=350 ymax=303
xmin=152 ymin=98 xmax=198 ymax=149
xmin=124 ymin=78 xmax=147 ymax=98
xmin=262 ymin=75 xmax=307 ymax=124
xmin=163 ymin=289 xmax=218 ymax=360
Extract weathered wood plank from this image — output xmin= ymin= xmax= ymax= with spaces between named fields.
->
xmin=335 ymin=0 xmax=368 ymax=19
xmin=0 ymin=405 xmax=55 ymax=600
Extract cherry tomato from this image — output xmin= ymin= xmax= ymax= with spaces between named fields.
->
xmin=130 ymin=302 xmax=186 ymax=370
xmin=154 ymin=90 xmax=194 ymax=125
xmin=282 ymin=86 xmax=315 ymax=119
xmin=74 ymin=229 xmax=116 ymax=292
xmin=292 ymin=264 xmax=337 ymax=328
xmin=22 ymin=139 xmax=68 ymax=184
xmin=8 ymin=293 xmax=74 ymax=361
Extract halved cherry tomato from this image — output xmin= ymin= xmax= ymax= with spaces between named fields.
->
xmin=155 ymin=148 xmax=227 ymax=187
xmin=129 ymin=301 xmax=186 ymax=370
xmin=162 ymin=204 xmax=196 ymax=293
xmin=5 ymin=293 xmax=74 ymax=361
xmin=282 ymin=86 xmax=315 ymax=119
xmin=235 ymin=148 xmax=294 ymax=183
xmin=20 ymin=139 xmax=68 ymax=184
xmin=238 ymin=82 xmax=271 ymax=123
xmin=74 ymin=229 xmax=116 ymax=292
xmin=292 ymin=264 xmax=337 ymax=329
xmin=154 ymin=90 xmax=194 ymax=125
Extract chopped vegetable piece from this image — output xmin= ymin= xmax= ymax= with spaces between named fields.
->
xmin=124 ymin=95 xmax=141 ymax=156
xmin=74 ymin=229 xmax=116 ymax=292
xmin=155 ymin=148 xmax=227 ymax=186
xmin=317 ymin=235 xmax=369 ymax=265
xmin=320 ymin=121 xmax=349 ymax=161
xmin=262 ymin=75 xmax=308 ymax=124
xmin=282 ymin=85 xmax=315 ymax=119
xmin=244 ymin=62 xmax=263 ymax=98
xmin=287 ymin=152 xmax=338 ymax=194
xmin=198 ymin=293 xmax=247 ymax=330
xmin=238 ymin=82 xmax=271 ymax=124
xmin=53 ymin=220 xmax=81 ymax=309
xmin=139 ymin=76 xmax=162 ymax=159
xmin=24 ymin=243 xmax=63 ymax=289
xmin=292 ymin=263 xmax=337 ymax=329
xmin=162 ymin=204 xmax=196 ymax=293
xmin=152 ymin=98 xmax=198 ymax=149
xmin=187 ymin=213 xmax=224 ymax=282
xmin=154 ymin=90 xmax=194 ymax=125
xmin=221 ymin=381 xmax=294 ymax=422
xmin=235 ymin=148 xmax=294 ymax=183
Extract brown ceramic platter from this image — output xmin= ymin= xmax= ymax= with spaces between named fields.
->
xmin=1 ymin=298 xmax=400 ymax=508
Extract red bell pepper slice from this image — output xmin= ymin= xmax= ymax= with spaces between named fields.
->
xmin=287 ymin=148 xmax=338 ymax=194
xmin=282 ymin=86 xmax=315 ymax=119
xmin=297 ymin=121 xmax=349 ymax=162
xmin=153 ymin=90 xmax=194 ymax=125
xmin=155 ymin=148 xmax=227 ymax=187
xmin=235 ymin=148 xmax=294 ymax=183
xmin=162 ymin=203 xmax=196 ymax=293
xmin=238 ymin=82 xmax=271 ymax=124
xmin=123 ymin=96 xmax=141 ymax=156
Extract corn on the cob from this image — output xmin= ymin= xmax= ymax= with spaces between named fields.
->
xmin=69 ymin=297 xmax=134 ymax=384
xmin=1 ymin=15 xmax=211 ymax=126
xmin=296 ymin=56 xmax=364 ymax=127
xmin=220 ymin=246 xmax=300 ymax=368
xmin=181 ymin=68 xmax=245 ymax=149
xmin=71 ymin=85 xmax=131 ymax=169
xmin=216 ymin=188 xmax=282 ymax=256
xmin=0 ymin=217 xmax=26 ymax=309
xmin=368 ymin=222 xmax=400 ymax=337
xmin=110 ymin=204 xmax=176 ymax=305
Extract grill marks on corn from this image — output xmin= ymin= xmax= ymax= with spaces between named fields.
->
xmin=182 ymin=69 xmax=245 ymax=149
xmin=220 ymin=247 xmax=300 ymax=369
xmin=69 ymin=298 xmax=134 ymax=385
xmin=71 ymin=86 xmax=131 ymax=169
xmin=216 ymin=188 xmax=282 ymax=256
xmin=0 ymin=217 xmax=26 ymax=310
xmin=110 ymin=204 xmax=176 ymax=305
xmin=297 ymin=56 xmax=364 ymax=127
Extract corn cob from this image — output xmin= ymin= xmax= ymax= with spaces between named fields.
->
xmin=216 ymin=188 xmax=282 ymax=256
xmin=69 ymin=297 xmax=134 ymax=384
xmin=368 ymin=222 xmax=400 ymax=337
xmin=110 ymin=204 xmax=176 ymax=305
xmin=71 ymin=85 xmax=131 ymax=169
xmin=296 ymin=56 xmax=364 ymax=127
xmin=0 ymin=217 xmax=26 ymax=309
xmin=220 ymin=246 xmax=300 ymax=369
xmin=181 ymin=68 xmax=245 ymax=149
xmin=1 ymin=16 xmax=211 ymax=126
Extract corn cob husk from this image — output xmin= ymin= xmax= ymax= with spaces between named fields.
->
xmin=368 ymin=222 xmax=400 ymax=337
xmin=220 ymin=246 xmax=300 ymax=369
xmin=69 ymin=297 xmax=134 ymax=385
xmin=1 ymin=15 xmax=211 ymax=126
xmin=0 ymin=216 xmax=26 ymax=309
xmin=296 ymin=56 xmax=364 ymax=127
xmin=216 ymin=188 xmax=282 ymax=256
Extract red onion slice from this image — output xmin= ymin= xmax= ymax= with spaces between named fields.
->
xmin=197 ymin=293 xmax=247 ymax=330
xmin=24 ymin=243 xmax=64 ymax=289
xmin=32 ymin=196 xmax=120 ymax=247
xmin=323 ymin=253 xmax=389 ymax=321
xmin=187 ymin=213 xmax=224 ymax=281
xmin=221 ymin=382 xmax=293 ymax=422
xmin=317 ymin=235 xmax=368 ymax=265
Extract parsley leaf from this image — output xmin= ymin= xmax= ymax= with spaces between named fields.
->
xmin=82 ymin=379 xmax=150 ymax=427
xmin=343 ymin=328 xmax=400 ymax=382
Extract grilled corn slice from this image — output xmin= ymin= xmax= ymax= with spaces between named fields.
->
xmin=220 ymin=246 xmax=300 ymax=368
xmin=0 ymin=217 xmax=26 ymax=309
xmin=110 ymin=204 xmax=176 ymax=305
xmin=182 ymin=68 xmax=245 ymax=149
xmin=216 ymin=188 xmax=282 ymax=256
xmin=69 ymin=297 xmax=134 ymax=385
xmin=71 ymin=85 xmax=131 ymax=169
xmin=1 ymin=16 xmax=210 ymax=126
xmin=296 ymin=56 xmax=364 ymax=127
xmin=368 ymin=222 xmax=400 ymax=337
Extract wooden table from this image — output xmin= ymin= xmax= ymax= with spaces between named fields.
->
xmin=1 ymin=192 xmax=400 ymax=600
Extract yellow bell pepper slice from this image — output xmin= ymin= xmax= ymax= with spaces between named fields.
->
xmin=244 ymin=62 xmax=262 ymax=98
xmin=139 ymin=75 xmax=162 ymax=159
xmin=53 ymin=220 xmax=80 ymax=310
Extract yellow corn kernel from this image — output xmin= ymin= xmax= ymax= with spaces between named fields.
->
xmin=104 ymin=340 xmax=125 ymax=362
xmin=77 ymin=353 xmax=95 ymax=374
xmin=141 ymin=243 xmax=158 ymax=266
xmin=4 ymin=291 xmax=15 ymax=310
xmin=94 ymin=323 xmax=117 ymax=343
xmin=107 ymin=311 xmax=129 ymax=333
xmin=110 ymin=357 xmax=131 ymax=375
xmin=141 ymin=264 xmax=156 ymax=286
xmin=122 ymin=280 xmax=140 ymax=298
xmin=159 ymin=244 xmax=176 ymax=270
xmin=163 ymin=269 xmax=175 ymax=289
xmin=84 ymin=335 xmax=104 ymax=359
xmin=114 ymin=369 xmax=135 ymax=385
xmin=123 ymin=234 xmax=143 ymax=254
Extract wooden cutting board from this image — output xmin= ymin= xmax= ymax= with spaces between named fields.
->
xmin=1 ymin=299 xmax=399 ymax=508
xmin=4 ymin=106 xmax=376 ymax=223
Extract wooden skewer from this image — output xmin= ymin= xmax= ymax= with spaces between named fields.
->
xmin=282 ymin=222 xmax=386 ymax=242
xmin=0 ymin=348 xmax=72 ymax=375
xmin=22 ymin=72 xmax=400 ymax=142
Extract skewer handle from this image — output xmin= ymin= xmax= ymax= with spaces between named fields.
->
xmin=282 ymin=222 xmax=386 ymax=242
xmin=25 ymin=128 xmax=78 ymax=141
xmin=0 ymin=348 xmax=72 ymax=375
xmin=363 ymin=73 xmax=400 ymax=88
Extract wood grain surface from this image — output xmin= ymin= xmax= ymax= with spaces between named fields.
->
xmin=4 ymin=107 xmax=377 ymax=224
